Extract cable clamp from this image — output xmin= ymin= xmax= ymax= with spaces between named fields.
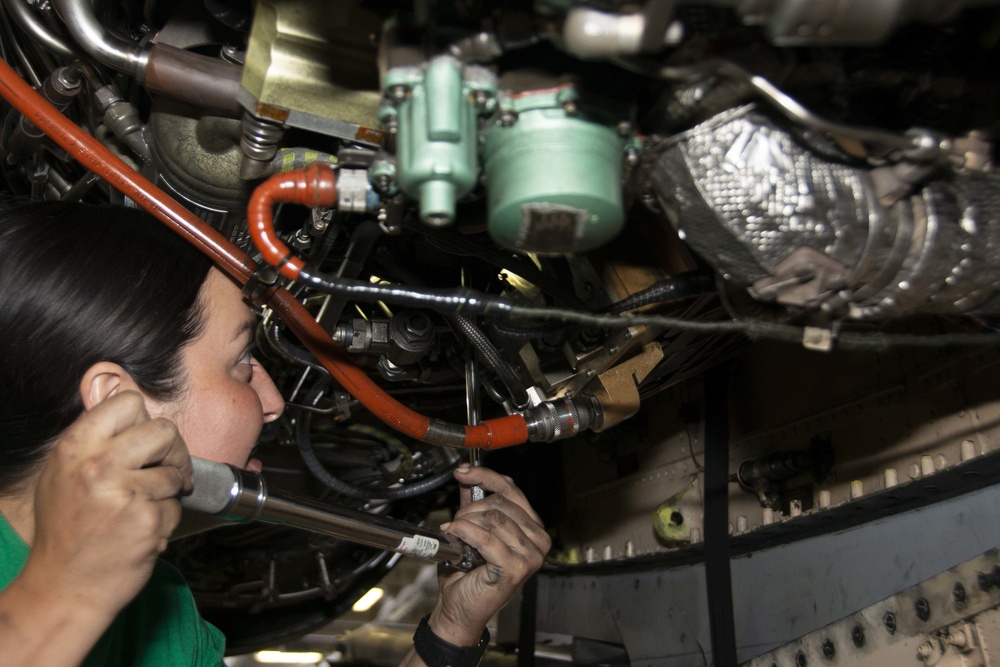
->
xmin=242 ymin=264 xmax=280 ymax=309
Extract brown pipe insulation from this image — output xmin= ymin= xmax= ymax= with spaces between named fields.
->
xmin=0 ymin=56 xmax=529 ymax=450
xmin=145 ymin=44 xmax=244 ymax=117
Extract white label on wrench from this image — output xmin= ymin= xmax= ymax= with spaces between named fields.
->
xmin=397 ymin=535 xmax=440 ymax=559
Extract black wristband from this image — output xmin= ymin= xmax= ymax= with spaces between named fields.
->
xmin=412 ymin=614 xmax=490 ymax=667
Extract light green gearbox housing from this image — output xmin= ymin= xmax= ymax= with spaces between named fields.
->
xmin=381 ymin=57 xmax=496 ymax=227
xmin=482 ymin=86 xmax=630 ymax=254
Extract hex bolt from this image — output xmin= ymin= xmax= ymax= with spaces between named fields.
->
xmin=915 ymin=597 xmax=931 ymax=622
xmin=562 ymin=100 xmax=579 ymax=116
xmin=851 ymin=625 xmax=865 ymax=647
xmin=471 ymin=90 xmax=491 ymax=108
xmin=388 ymin=84 xmax=410 ymax=104
xmin=795 ymin=650 xmax=807 ymax=667
xmin=883 ymin=612 xmax=897 ymax=634
xmin=821 ymin=639 xmax=835 ymax=659
xmin=372 ymin=174 xmax=393 ymax=193
xmin=616 ymin=120 xmax=632 ymax=137
xmin=979 ymin=571 xmax=992 ymax=591
xmin=954 ymin=582 xmax=966 ymax=605
xmin=499 ymin=110 xmax=518 ymax=128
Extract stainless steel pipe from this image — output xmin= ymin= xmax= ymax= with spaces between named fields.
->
xmin=180 ymin=457 xmax=484 ymax=571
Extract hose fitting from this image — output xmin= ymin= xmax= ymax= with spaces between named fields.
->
xmin=522 ymin=397 xmax=602 ymax=442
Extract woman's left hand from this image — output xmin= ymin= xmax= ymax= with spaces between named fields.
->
xmin=427 ymin=464 xmax=551 ymax=646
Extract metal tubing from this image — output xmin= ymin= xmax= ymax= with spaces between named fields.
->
xmin=50 ymin=0 xmax=148 ymax=78
xmin=2 ymin=0 xmax=75 ymax=59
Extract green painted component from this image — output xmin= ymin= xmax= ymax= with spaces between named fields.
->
xmin=386 ymin=57 xmax=492 ymax=226
xmin=483 ymin=103 xmax=627 ymax=254
xmin=652 ymin=477 xmax=698 ymax=546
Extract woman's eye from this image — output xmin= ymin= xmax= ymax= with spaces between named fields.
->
xmin=236 ymin=349 xmax=255 ymax=380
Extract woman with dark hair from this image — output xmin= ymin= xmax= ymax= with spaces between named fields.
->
xmin=0 ymin=201 xmax=550 ymax=666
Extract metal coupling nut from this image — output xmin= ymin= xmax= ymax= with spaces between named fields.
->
xmin=523 ymin=397 xmax=602 ymax=442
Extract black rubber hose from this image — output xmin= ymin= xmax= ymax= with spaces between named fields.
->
xmin=486 ymin=318 xmax=565 ymax=341
xmin=296 ymin=264 xmax=1000 ymax=348
xmin=607 ymin=270 xmax=716 ymax=314
xmin=451 ymin=313 xmax=530 ymax=407
xmin=296 ymin=388 xmax=455 ymax=501
xmin=264 ymin=322 xmax=330 ymax=376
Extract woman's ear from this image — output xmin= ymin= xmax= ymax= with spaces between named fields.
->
xmin=79 ymin=361 xmax=143 ymax=410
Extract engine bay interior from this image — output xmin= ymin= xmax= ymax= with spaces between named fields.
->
xmin=3 ymin=0 xmax=1000 ymax=663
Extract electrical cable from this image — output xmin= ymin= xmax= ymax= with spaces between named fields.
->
xmin=298 ymin=267 xmax=1000 ymax=350
xmin=296 ymin=387 xmax=455 ymax=501
xmin=247 ymin=166 xmax=1000 ymax=351
xmin=0 ymin=55 xmax=531 ymax=449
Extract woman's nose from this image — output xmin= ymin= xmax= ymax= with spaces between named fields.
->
xmin=253 ymin=362 xmax=286 ymax=423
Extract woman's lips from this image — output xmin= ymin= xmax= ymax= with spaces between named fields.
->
xmin=246 ymin=457 xmax=263 ymax=473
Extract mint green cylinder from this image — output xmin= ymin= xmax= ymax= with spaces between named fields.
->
xmin=483 ymin=108 xmax=626 ymax=254
xmin=390 ymin=57 xmax=480 ymax=226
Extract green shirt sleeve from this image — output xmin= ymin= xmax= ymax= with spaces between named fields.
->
xmin=0 ymin=513 xmax=226 ymax=667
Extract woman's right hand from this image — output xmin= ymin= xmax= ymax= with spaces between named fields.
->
xmin=28 ymin=390 xmax=192 ymax=617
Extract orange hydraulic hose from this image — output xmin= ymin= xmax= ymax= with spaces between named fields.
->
xmin=0 ymin=56 xmax=529 ymax=449
xmin=248 ymin=167 xmax=530 ymax=449
xmin=245 ymin=164 xmax=331 ymax=281
xmin=0 ymin=60 xmax=255 ymax=285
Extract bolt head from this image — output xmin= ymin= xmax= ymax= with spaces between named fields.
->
xmin=499 ymin=110 xmax=518 ymax=128
xmin=472 ymin=90 xmax=491 ymax=108
xmin=883 ymin=612 xmax=896 ymax=634
xmin=388 ymin=84 xmax=410 ymax=104
xmin=915 ymin=597 xmax=931 ymax=622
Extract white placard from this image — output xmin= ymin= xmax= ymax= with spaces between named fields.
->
xmin=396 ymin=534 xmax=440 ymax=559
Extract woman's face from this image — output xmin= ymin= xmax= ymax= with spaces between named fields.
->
xmin=147 ymin=269 xmax=285 ymax=471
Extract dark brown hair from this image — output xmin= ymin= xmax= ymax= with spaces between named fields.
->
xmin=0 ymin=201 xmax=213 ymax=493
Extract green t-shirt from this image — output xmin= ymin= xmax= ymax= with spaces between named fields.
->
xmin=0 ymin=513 xmax=226 ymax=666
